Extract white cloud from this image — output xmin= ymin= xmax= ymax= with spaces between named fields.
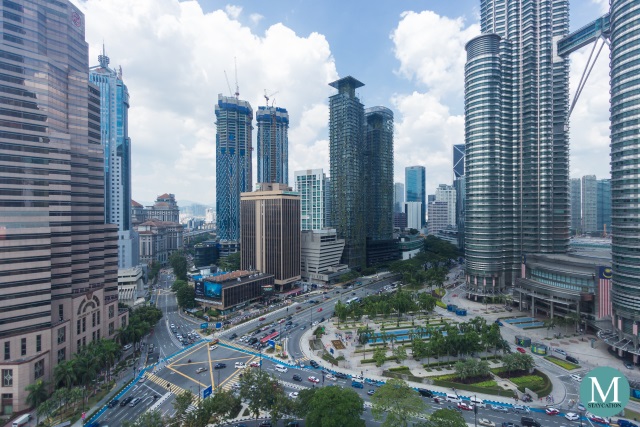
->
xmin=390 ymin=10 xmax=477 ymax=194
xmin=224 ymin=4 xmax=242 ymax=19
xmin=249 ymin=13 xmax=264 ymax=25
xmin=391 ymin=10 xmax=480 ymax=96
xmin=76 ymin=0 xmax=337 ymax=204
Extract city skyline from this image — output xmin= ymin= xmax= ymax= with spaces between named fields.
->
xmin=75 ymin=0 xmax=609 ymax=204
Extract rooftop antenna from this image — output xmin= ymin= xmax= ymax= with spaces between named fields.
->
xmin=223 ymin=70 xmax=233 ymax=97
xmin=234 ymin=57 xmax=240 ymax=99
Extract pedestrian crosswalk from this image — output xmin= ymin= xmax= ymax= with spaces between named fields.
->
xmin=144 ymin=372 xmax=195 ymax=401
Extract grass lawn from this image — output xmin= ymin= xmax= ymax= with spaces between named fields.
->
xmin=544 ymin=356 xmax=581 ymax=370
xmin=623 ymin=408 xmax=640 ymax=420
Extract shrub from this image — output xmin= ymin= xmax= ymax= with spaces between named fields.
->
xmin=544 ymin=356 xmax=580 ymax=370
xmin=388 ymin=366 xmax=411 ymax=373
xmin=436 ymin=301 xmax=447 ymax=309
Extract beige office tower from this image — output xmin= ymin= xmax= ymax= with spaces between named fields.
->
xmin=241 ymin=184 xmax=301 ymax=292
xmin=0 ymin=0 xmax=127 ymax=414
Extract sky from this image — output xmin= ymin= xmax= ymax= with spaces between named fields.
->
xmin=74 ymin=0 xmax=611 ymax=206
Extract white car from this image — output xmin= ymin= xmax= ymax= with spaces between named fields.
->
xmin=570 ymin=374 xmax=582 ymax=382
xmin=288 ymin=391 xmax=299 ymax=399
xmin=325 ymin=373 xmax=337 ymax=381
xmin=209 ymin=345 xmax=218 ymax=351
xmin=235 ymin=362 xmax=246 ymax=369
xmin=123 ymin=344 xmax=132 ymax=351
xmin=478 ymin=419 xmax=495 ymax=427
xmin=564 ymin=412 xmax=580 ymax=421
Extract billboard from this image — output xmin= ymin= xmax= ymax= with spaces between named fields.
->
xmin=195 ymin=281 xmax=204 ymax=297
xmin=204 ymin=282 xmax=223 ymax=299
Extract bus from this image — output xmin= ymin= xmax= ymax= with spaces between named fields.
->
xmin=345 ymin=297 xmax=361 ymax=306
xmin=260 ymin=331 xmax=279 ymax=345
xmin=12 ymin=414 xmax=31 ymax=427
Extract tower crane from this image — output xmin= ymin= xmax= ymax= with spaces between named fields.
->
xmin=223 ymin=70 xmax=233 ymax=97
xmin=264 ymin=89 xmax=279 ymax=107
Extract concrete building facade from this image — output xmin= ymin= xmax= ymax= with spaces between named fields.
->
xmin=240 ymin=183 xmax=301 ymax=291
xmin=294 ymin=169 xmax=326 ymax=231
xmin=435 ymin=184 xmax=456 ymax=227
xmin=0 ymin=1 xmax=127 ymax=414
xmin=300 ymin=229 xmax=346 ymax=285
xmin=427 ymin=201 xmax=449 ymax=236
xmin=404 ymin=202 xmax=422 ymax=231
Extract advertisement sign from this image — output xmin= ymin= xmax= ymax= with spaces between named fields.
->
xmin=204 ymin=282 xmax=222 ymax=299
xmin=194 ymin=281 xmax=204 ymax=297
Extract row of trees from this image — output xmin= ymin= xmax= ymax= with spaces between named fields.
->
xmin=335 ymin=290 xmax=437 ymax=324
xmin=169 ymin=251 xmax=189 ymax=281
xmin=217 ymin=252 xmax=240 ymax=272
xmin=543 ymin=312 xmax=582 ymax=336
xmin=116 ymin=305 xmax=164 ymax=349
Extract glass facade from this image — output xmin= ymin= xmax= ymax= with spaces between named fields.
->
xmin=215 ymin=95 xmax=253 ymax=241
xmin=256 ymin=106 xmax=289 ymax=185
xmin=596 ymin=179 xmax=611 ymax=235
xmin=329 ymin=77 xmax=366 ymax=269
xmin=465 ymin=0 xmax=570 ymax=293
xmin=405 ymin=166 xmax=425 ymax=227
xmin=570 ymin=178 xmax=582 ymax=232
xmin=581 ymin=175 xmax=597 ymax=233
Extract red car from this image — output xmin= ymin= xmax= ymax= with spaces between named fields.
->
xmin=587 ymin=413 xmax=610 ymax=424
xmin=249 ymin=361 xmax=260 ymax=368
xmin=317 ymin=307 xmax=323 ymax=312
xmin=545 ymin=407 xmax=560 ymax=416
xmin=259 ymin=317 xmax=265 ymax=321
xmin=458 ymin=402 xmax=473 ymax=411
xmin=308 ymin=376 xmax=320 ymax=383
xmin=516 ymin=347 xmax=526 ymax=354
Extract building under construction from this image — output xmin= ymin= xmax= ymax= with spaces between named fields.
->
xmin=256 ymin=105 xmax=289 ymax=185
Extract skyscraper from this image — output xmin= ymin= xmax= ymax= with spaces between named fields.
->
xmin=89 ymin=52 xmax=137 ymax=268
xmin=404 ymin=202 xmax=422 ymax=231
xmin=609 ymin=0 xmax=640 ymax=350
xmin=256 ymin=105 xmax=289 ymax=185
xmin=435 ymin=184 xmax=456 ymax=227
xmin=215 ymin=95 xmax=253 ymax=241
xmin=596 ymin=179 xmax=611 ymax=235
xmin=240 ymin=183 xmax=301 ymax=291
xmin=329 ymin=76 xmax=366 ymax=269
xmin=394 ymin=183 xmax=405 ymax=213
xmin=581 ymin=175 xmax=597 ymax=233
xmin=570 ymin=178 xmax=582 ymax=233
xmin=324 ymin=176 xmax=332 ymax=228
xmin=464 ymin=0 xmax=570 ymax=293
xmin=405 ymin=166 xmax=426 ymax=227
xmin=295 ymin=169 xmax=326 ymax=230
xmin=0 ymin=0 xmax=127 ymax=412
xmin=453 ymin=144 xmax=465 ymax=179
xmin=364 ymin=106 xmax=394 ymax=241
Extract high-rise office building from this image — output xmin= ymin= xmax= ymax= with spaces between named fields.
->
xmin=609 ymin=0 xmax=640 ymax=350
xmin=464 ymin=0 xmax=570 ymax=293
xmin=328 ymin=76 xmax=366 ymax=269
xmin=435 ymin=184 xmax=456 ymax=227
xmin=324 ymin=176 xmax=332 ymax=228
xmin=570 ymin=178 xmax=582 ymax=233
xmin=453 ymin=144 xmax=465 ymax=179
xmin=0 ymin=1 xmax=127 ymax=413
xmin=89 ymin=49 xmax=137 ymax=268
xmin=428 ymin=201 xmax=449 ymax=235
xmin=256 ymin=106 xmax=289 ymax=185
xmin=596 ymin=179 xmax=611 ymax=235
xmin=295 ymin=169 xmax=326 ymax=230
xmin=454 ymin=176 xmax=466 ymax=248
xmin=581 ymin=175 xmax=597 ymax=233
xmin=394 ymin=183 xmax=405 ymax=213
xmin=364 ymin=106 xmax=394 ymax=241
xmin=240 ymin=183 xmax=301 ymax=291
xmin=405 ymin=166 xmax=426 ymax=227
xmin=215 ymin=95 xmax=253 ymax=241
xmin=404 ymin=202 xmax=422 ymax=231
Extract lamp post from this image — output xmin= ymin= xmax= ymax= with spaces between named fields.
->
xmin=473 ymin=395 xmax=478 ymax=427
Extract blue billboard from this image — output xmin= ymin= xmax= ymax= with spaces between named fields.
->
xmin=204 ymin=282 xmax=222 ymax=299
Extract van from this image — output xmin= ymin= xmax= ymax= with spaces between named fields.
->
xmin=275 ymin=364 xmax=288 ymax=373
xmin=521 ymin=416 xmax=541 ymax=427
xmin=446 ymin=393 xmax=461 ymax=403
xmin=12 ymin=414 xmax=31 ymax=427
xmin=470 ymin=396 xmax=486 ymax=408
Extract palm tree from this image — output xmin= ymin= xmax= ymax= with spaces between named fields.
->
xmin=544 ymin=319 xmax=556 ymax=339
xmin=25 ymin=379 xmax=49 ymax=409
xmin=566 ymin=311 xmax=581 ymax=334
xmin=54 ymin=359 xmax=76 ymax=389
xmin=102 ymin=339 xmax=121 ymax=382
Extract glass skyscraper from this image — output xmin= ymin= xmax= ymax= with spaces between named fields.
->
xmin=256 ymin=105 xmax=289 ymax=185
xmin=464 ymin=0 xmax=570 ymax=293
xmin=89 ymin=50 xmax=138 ymax=268
xmin=329 ymin=76 xmax=366 ymax=269
xmin=215 ymin=95 xmax=253 ymax=241
xmin=570 ymin=178 xmax=582 ymax=233
xmin=453 ymin=144 xmax=465 ymax=179
xmin=394 ymin=183 xmax=404 ymax=213
xmin=596 ymin=179 xmax=611 ymax=235
xmin=405 ymin=166 xmax=426 ymax=227
xmin=364 ymin=106 xmax=394 ymax=241
xmin=581 ymin=175 xmax=597 ymax=233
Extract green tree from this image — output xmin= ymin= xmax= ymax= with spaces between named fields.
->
xmin=172 ymin=390 xmax=194 ymax=423
xmin=148 ymin=261 xmax=162 ymax=283
xmin=373 ymin=347 xmax=387 ymax=367
xmin=218 ymin=252 xmax=240 ymax=272
xmin=302 ymin=385 xmax=365 ymax=427
xmin=176 ymin=283 xmax=196 ymax=309
xmin=53 ymin=359 xmax=76 ymax=389
xmin=35 ymin=398 xmax=56 ymax=427
xmin=25 ymin=379 xmax=48 ymax=409
xmin=123 ymin=410 xmax=165 ymax=427
xmin=411 ymin=337 xmax=429 ymax=361
xmin=544 ymin=319 xmax=556 ymax=338
xmin=239 ymin=368 xmax=284 ymax=421
xmin=334 ymin=300 xmax=349 ymax=324
xmin=169 ymin=250 xmax=189 ymax=281
xmin=371 ymin=378 xmax=426 ymax=427
xmin=393 ymin=345 xmax=408 ymax=364
xmin=172 ymin=279 xmax=188 ymax=292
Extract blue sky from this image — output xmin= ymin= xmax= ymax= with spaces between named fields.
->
xmin=77 ymin=0 xmax=611 ymax=205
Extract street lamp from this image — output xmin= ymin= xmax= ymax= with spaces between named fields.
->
xmin=473 ymin=395 xmax=478 ymax=427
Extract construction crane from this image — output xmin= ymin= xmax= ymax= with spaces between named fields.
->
xmin=223 ymin=70 xmax=233 ymax=97
xmin=233 ymin=57 xmax=240 ymax=99
xmin=264 ymin=89 xmax=279 ymax=107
